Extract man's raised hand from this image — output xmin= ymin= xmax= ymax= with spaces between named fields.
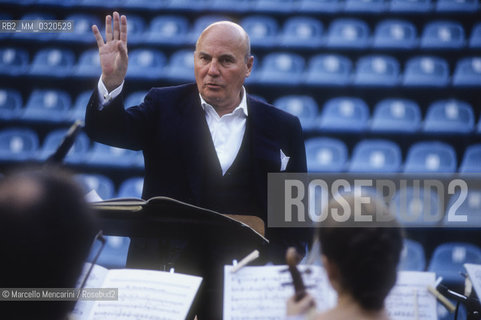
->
xmin=91 ymin=12 xmax=128 ymax=92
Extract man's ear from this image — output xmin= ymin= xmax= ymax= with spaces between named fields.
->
xmin=245 ymin=55 xmax=254 ymax=77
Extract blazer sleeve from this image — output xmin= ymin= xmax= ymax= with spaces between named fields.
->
xmin=84 ymin=89 xmax=159 ymax=151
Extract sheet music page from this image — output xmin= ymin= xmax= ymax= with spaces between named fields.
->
xmin=465 ymin=263 xmax=481 ymax=299
xmin=88 ymin=269 xmax=202 ymax=320
xmin=385 ymin=271 xmax=437 ymax=320
xmin=223 ymin=265 xmax=336 ymax=320
xmin=70 ymin=263 xmax=109 ymax=320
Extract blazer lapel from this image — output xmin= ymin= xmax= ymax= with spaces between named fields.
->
xmin=248 ymin=97 xmax=282 ymax=209
xmin=176 ymin=92 xmax=210 ymax=204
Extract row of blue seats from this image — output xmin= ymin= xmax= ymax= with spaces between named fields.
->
xmin=2 ymin=13 xmax=481 ymax=50
xmin=1 ymin=46 xmax=480 ymax=87
xmin=2 ymin=87 xmax=480 ymax=135
xmin=0 ymin=126 xmax=479 ymax=173
xmin=306 ymin=138 xmax=480 ymax=172
xmin=4 ymin=0 xmax=480 ymax=13
xmin=0 ymin=127 xmax=144 ymax=169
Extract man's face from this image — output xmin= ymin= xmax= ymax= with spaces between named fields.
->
xmin=194 ymin=24 xmax=253 ymax=111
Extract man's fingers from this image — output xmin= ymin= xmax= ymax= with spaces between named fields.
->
xmin=118 ymin=41 xmax=128 ymax=60
xmin=120 ymin=15 xmax=128 ymax=44
xmin=105 ymin=14 xmax=112 ymax=42
xmin=91 ymin=25 xmax=105 ymax=48
xmin=113 ymin=11 xmax=120 ymax=41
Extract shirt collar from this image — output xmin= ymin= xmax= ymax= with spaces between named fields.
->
xmin=199 ymin=86 xmax=248 ymax=117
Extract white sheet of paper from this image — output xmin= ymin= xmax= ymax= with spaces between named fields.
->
xmin=465 ymin=263 xmax=481 ymax=300
xmin=223 ymin=265 xmax=336 ymax=320
xmin=224 ymin=266 xmax=437 ymax=320
xmin=385 ymin=271 xmax=437 ymax=320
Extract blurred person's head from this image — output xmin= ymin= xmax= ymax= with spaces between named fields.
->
xmin=0 ymin=166 xmax=97 ymax=319
xmin=318 ymin=193 xmax=403 ymax=312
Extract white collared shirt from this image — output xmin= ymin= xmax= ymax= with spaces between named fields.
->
xmin=98 ymin=78 xmax=248 ymax=175
xmin=199 ymin=87 xmax=248 ymax=175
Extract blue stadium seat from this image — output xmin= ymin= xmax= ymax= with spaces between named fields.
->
xmin=22 ymin=89 xmax=72 ymax=123
xmin=124 ymin=15 xmax=147 ymax=46
xmin=404 ymin=141 xmax=457 ymax=173
xmin=210 ymin=0 xmax=253 ymax=12
xmin=371 ymin=98 xmax=421 ymax=133
xmin=240 ymin=16 xmax=279 ymax=48
xmin=420 ymin=21 xmax=465 ymax=49
xmin=453 ymin=57 xmax=481 ymax=87
xmin=305 ymin=54 xmax=352 ymax=86
xmin=460 ymin=144 xmax=481 ymax=173
xmin=57 ymin=14 xmax=100 ymax=43
xmin=35 ymin=0 xmax=81 ymax=6
xmin=80 ymin=0 xmax=125 ymax=8
xmin=146 ymin=15 xmax=189 ymax=46
xmin=167 ymin=0 xmax=212 ymax=11
xmin=258 ymin=52 xmax=305 ymax=85
xmin=320 ymin=97 xmax=369 ymax=132
xmin=443 ymin=189 xmax=481 ymax=227
xmin=123 ymin=0 xmax=167 ymax=9
xmin=373 ymin=20 xmax=418 ymax=49
xmin=29 ymin=48 xmax=75 ymax=77
xmin=273 ymin=95 xmax=319 ymax=130
xmin=298 ymin=0 xmax=343 ymax=13
xmin=0 ymin=127 xmax=39 ymax=162
xmin=305 ymin=137 xmax=347 ymax=172
xmin=280 ymin=16 xmax=324 ymax=48
xmin=391 ymin=187 xmax=443 ymax=227
xmin=87 ymin=235 xmax=131 ymax=269
xmin=348 ymin=139 xmax=402 ymax=172
xmin=73 ymin=49 xmax=100 ymax=78
xmin=428 ymin=242 xmax=481 ymax=289
xmin=70 ymin=91 xmax=91 ymax=122
xmin=124 ymin=91 xmax=148 ymax=107
xmin=326 ymin=18 xmax=370 ymax=49
xmin=0 ymin=88 xmax=23 ymax=120
xmin=436 ymin=0 xmax=479 ymax=11
xmin=118 ymin=177 xmax=144 ymax=198
xmin=398 ymin=239 xmax=426 ymax=271
xmin=0 ymin=47 xmax=29 ymax=76
xmin=254 ymin=0 xmax=295 ymax=13
xmin=14 ymin=13 xmax=57 ymax=41
xmin=390 ymin=0 xmax=432 ymax=12
xmin=126 ymin=49 xmax=166 ymax=80
xmin=403 ymin=56 xmax=449 ymax=87
xmin=87 ymin=142 xmax=140 ymax=168
xmin=470 ymin=23 xmax=481 ymax=48
xmin=165 ymin=49 xmax=195 ymax=82
xmin=39 ymin=129 xmax=90 ymax=164
xmin=345 ymin=0 xmax=388 ymax=12
xmin=353 ymin=55 xmax=400 ymax=86
xmin=74 ymin=173 xmax=115 ymax=200
xmin=187 ymin=15 xmax=231 ymax=45
xmin=423 ymin=99 xmax=475 ymax=134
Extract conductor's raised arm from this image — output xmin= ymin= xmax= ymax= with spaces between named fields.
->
xmin=91 ymin=11 xmax=128 ymax=92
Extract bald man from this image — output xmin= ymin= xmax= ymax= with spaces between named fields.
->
xmin=85 ymin=12 xmax=308 ymax=266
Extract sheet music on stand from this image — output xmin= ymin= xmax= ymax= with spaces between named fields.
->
xmin=71 ymin=263 xmax=202 ymax=320
xmin=223 ymin=266 xmax=437 ymax=320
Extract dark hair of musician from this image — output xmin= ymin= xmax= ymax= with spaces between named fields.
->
xmin=0 ymin=166 xmax=97 ymax=320
xmin=318 ymin=193 xmax=403 ymax=311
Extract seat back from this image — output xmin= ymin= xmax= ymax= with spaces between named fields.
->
xmin=460 ymin=144 xmax=481 ymax=173
xmin=147 ymin=15 xmax=189 ymax=45
xmin=74 ymin=173 xmax=115 ymax=200
xmin=320 ymin=97 xmax=369 ymax=132
xmin=273 ymin=95 xmax=319 ymax=130
xmin=354 ymin=55 xmax=400 ymax=86
xmin=305 ymin=137 xmax=347 ymax=172
xmin=423 ymin=99 xmax=474 ymax=134
xmin=240 ymin=15 xmax=279 ymax=47
xmin=453 ymin=57 xmax=481 ymax=86
xmin=281 ymin=16 xmax=323 ymax=48
xmin=403 ymin=56 xmax=449 ymax=87
xmin=0 ymin=127 xmax=39 ymax=161
xmin=29 ymin=48 xmax=75 ymax=76
xmin=23 ymin=89 xmax=71 ymax=123
xmin=306 ymin=54 xmax=352 ymax=86
xmin=348 ymin=139 xmax=402 ymax=172
xmin=398 ymin=239 xmax=426 ymax=271
xmin=373 ymin=19 xmax=417 ymax=49
xmin=0 ymin=88 xmax=23 ymax=120
xmin=421 ymin=21 xmax=465 ymax=49
xmin=404 ymin=141 xmax=457 ymax=172
xmin=371 ymin=98 xmax=421 ymax=133
xmin=258 ymin=52 xmax=305 ymax=85
xmin=165 ymin=49 xmax=195 ymax=82
xmin=326 ymin=18 xmax=370 ymax=48
xmin=40 ymin=129 xmax=90 ymax=163
xmin=118 ymin=177 xmax=144 ymax=198
xmin=0 ymin=47 xmax=29 ymax=76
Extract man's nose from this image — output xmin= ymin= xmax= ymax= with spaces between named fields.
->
xmin=207 ymin=60 xmax=220 ymax=75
